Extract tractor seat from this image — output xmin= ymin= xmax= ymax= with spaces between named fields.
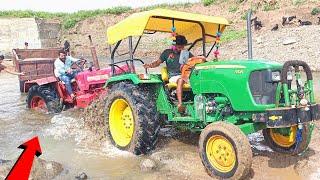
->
xmin=161 ymin=67 xmax=191 ymax=90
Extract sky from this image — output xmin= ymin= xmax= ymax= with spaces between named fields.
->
xmin=1 ymin=0 xmax=200 ymax=12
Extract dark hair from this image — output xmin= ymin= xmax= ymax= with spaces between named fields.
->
xmin=0 ymin=55 xmax=4 ymax=60
xmin=175 ymin=35 xmax=188 ymax=45
xmin=58 ymin=49 xmax=66 ymax=55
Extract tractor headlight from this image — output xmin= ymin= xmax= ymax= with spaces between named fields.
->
xmin=271 ymin=71 xmax=281 ymax=82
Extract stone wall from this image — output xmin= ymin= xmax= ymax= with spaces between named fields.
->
xmin=0 ymin=18 xmax=61 ymax=57
xmin=36 ymin=18 xmax=61 ymax=48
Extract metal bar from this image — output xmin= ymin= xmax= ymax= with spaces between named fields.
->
xmin=201 ymin=23 xmax=206 ymax=56
xmin=88 ymin=35 xmax=100 ymax=69
xmin=283 ymin=83 xmax=290 ymax=106
xmin=143 ymin=31 xmax=157 ymax=34
xmin=308 ymin=80 xmax=315 ymax=104
xmin=111 ymin=40 xmax=122 ymax=75
xmin=246 ymin=9 xmax=253 ymax=59
xmin=206 ymin=41 xmax=217 ymax=58
xmin=205 ymin=34 xmax=217 ymax=38
xmin=187 ymin=38 xmax=202 ymax=51
xmin=128 ymin=36 xmax=135 ymax=73
xmin=132 ymin=36 xmax=142 ymax=55
xmin=152 ymin=16 xmax=207 ymax=56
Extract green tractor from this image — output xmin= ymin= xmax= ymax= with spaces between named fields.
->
xmin=103 ymin=9 xmax=320 ymax=179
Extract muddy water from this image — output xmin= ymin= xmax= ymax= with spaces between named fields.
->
xmin=1 ymin=70 xmax=320 ymax=179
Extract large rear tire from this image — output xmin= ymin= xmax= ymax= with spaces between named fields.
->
xmin=27 ymin=85 xmax=62 ymax=113
xmin=104 ymin=82 xmax=160 ymax=155
xmin=262 ymin=124 xmax=310 ymax=155
xmin=199 ymin=122 xmax=252 ymax=179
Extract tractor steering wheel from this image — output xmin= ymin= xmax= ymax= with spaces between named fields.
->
xmin=131 ymin=58 xmax=148 ymax=74
xmin=71 ymin=59 xmax=87 ymax=72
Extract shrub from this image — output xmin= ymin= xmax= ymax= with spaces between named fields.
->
xmin=311 ymin=7 xmax=320 ymax=15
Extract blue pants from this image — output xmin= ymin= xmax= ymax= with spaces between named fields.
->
xmin=60 ymin=72 xmax=77 ymax=95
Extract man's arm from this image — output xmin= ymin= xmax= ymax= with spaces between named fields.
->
xmin=2 ymin=65 xmax=24 ymax=75
xmin=67 ymin=56 xmax=79 ymax=62
xmin=144 ymin=49 xmax=168 ymax=69
xmin=143 ymin=59 xmax=162 ymax=69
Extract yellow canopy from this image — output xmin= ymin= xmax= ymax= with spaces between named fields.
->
xmin=107 ymin=8 xmax=229 ymax=45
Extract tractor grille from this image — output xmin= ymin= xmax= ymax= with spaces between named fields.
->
xmin=249 ymin=70 xmax=277 ymax=105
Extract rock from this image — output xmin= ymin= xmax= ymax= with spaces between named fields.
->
xmin=0 ymin=158 xmax=63 ymax=180
xmin=140 ymin=159 xmax=157 ymax=172
xmin=282 ymin=38 xmax=297 ymax=45
xmin=75 ymin=172 xmax=88 ymax=180
xmin=256 ymin=37 xmax=263 ymax=44
xmin=151 ymin=152 xmax=174 ymax=162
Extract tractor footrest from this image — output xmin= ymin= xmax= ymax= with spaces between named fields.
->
xmin=266 ymin=104 xmax=320 ymax=128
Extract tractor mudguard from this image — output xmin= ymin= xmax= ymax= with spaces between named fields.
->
xmin=26 ymin=76 xmax=58 ymax=86
xmin=104 ymin=73 xmax=162 ymax=87
xmin=24 ymin=76 xmax=59 ymax=92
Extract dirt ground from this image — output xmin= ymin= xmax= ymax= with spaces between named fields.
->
xmin=62 ymin=0 xmax=320 ymax=57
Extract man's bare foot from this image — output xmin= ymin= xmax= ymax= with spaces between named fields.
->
xmin=178 ymin=104 xmax=186 ymax=113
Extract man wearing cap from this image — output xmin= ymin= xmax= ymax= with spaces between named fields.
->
xmin=143 ymin=35 xmax=193 ymax=113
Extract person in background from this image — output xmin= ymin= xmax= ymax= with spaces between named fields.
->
xmin=24 ymin=42 xmax=28 ymax=49
xmin=54 ymin=49 xmax=79 ymax=99
xmin=64 ymin=40 xmax=71 ymax=56
xmin=0 ymin=55 xmax=24 ymax=75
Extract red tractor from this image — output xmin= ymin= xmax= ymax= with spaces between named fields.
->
xmin=20 ymin=36 xmax=129 ymax=113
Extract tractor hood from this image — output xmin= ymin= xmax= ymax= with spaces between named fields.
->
xmin=190 ymin=59 xmax=283 ymax=112
xmin=195 ymin=59 xmax=283 ymax=71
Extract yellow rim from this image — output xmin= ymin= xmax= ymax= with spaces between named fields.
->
xmin=206 ymin=135 xmax=236 ymax=173
xmin=109 ymin=98 xmax=134 ymax=147
xmin=270 ymin=126 xmax=297 ymax=147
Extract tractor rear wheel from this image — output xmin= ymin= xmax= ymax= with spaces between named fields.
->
xmin=104 ymin=82 xmax=160 ymax=155
xmin=27 ymin=85 xmax=62 ymax=113
xmin=199 ymin=122 xmax=252 ymax=179
xmin=262 ymin=124 xmax=310 ymax=155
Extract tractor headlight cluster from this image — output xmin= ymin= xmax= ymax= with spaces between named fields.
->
xmin=271 ymin=71 xmax=281 ymax=82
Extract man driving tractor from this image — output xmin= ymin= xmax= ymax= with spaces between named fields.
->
xmin=54 ymin=49 xmax=79 ymax=99
xmin=143 ymin=35 xmax=195 ymax=112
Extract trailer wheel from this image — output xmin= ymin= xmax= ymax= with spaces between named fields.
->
xmin=27 ymin=85 xmax=62 ymax=113
xmin=199 ymin=122 xmax=252 ymax=179
xmin=104 ymin=82 xmax=160 ymax=155
xmin=263 ymin=124 xmax=310 ymax=155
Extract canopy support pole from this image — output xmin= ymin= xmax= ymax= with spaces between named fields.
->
xmin=111 ymin=40 xmax=122 ymax=75
xmin=128 ymin=36 xmax=135 ymax=73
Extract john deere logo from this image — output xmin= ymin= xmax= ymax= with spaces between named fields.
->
xmin=269 ymin=115 xmax=282 ymax=121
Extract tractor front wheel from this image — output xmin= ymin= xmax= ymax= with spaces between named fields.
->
xmin=199 ymin=122 xmax=252 ymax=179
xmin=262 ymin=124 xmax=310 ymax=155
xmin=104 ymin=82 xmax=160 ymax=155
xmin=27 ymin=85 xmax=62 ymax=113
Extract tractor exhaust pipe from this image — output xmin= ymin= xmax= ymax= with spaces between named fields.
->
xmin=246 ymin=9 xmax=253 ymax=60
xmin=88 ymin=35 xmax=100 ymax=69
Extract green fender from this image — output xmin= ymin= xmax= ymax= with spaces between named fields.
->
xmin=104 ymin=73 xmax=163 ymax=87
